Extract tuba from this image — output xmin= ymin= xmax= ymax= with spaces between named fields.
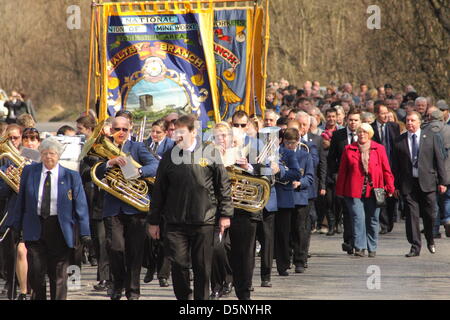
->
xmin=227 ymin=166 xmax=271 ymax=213
xmin=79 ymin=121 xmax=154 ymax=212
xmin=0 ymin=136 xmax=30 ymax=194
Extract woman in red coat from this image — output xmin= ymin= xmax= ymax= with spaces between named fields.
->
xmin=336 ymin=123 xmax=395 ymax=257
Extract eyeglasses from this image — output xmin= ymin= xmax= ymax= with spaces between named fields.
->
xmin=113 ymin=127 xmax=129 ymax=132
xmin=232 ymin=123 xmax=247 ymax=128
xmin=9 ymin=136 xmax=20 ymax=141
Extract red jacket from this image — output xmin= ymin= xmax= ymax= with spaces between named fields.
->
xmin=336 ymin=141 xmax=395 ymax=198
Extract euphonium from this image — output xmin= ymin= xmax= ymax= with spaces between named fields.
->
xmin=226 ymin=166 xmax=271 ymax=213
xmin=299 ymin=142 xmax=310 ymax=153
xmin=79 ymin=121 xmax=154 ymax=212
xmin=0 ymin=136 xmax=30 ymax=193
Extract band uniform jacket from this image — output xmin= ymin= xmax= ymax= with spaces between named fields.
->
xmin=275 ymin=147 xmax=301 ymax=209
xmin=96 ymin=140 xmax=159 ymax=217
xmin=147 ymin=141 xmax=233 ymax=226
xmin=10 ymin=163 xmax=90 ymax=248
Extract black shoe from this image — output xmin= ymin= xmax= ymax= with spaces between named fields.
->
xmin=159 ymin=278 xmax=170 ymax=287
xmin=222 ymin=283 xmax=232 ymax=296
xmin=93 ymin=280 xmax=110 ymax=291
xmin=110 ymin=290 xmax=122 ymax=300
xmin=427 ymin=244 xmax=436 ymax=254
xmin=326 ymin=230 xmax=335 ymax=236
xmin=295 ymin=266 xmax=305 ymax=273
xmin=89 ymin=257 xmax=98 ymax=267
xmin=379 ymin=229 xmax=388 ymax=235
xmin=368 ymin=251 xmax=376 ymax=258
xmin=278 ymin=271 xmax=289 ymax=276
xmin=144 ymin=269 xmax=154 ymax=283
xmin=445 ymin=224 xmax=450 ymax=237
xmin=342 ymin=242 xmax=354 ymax=255
xmin=261 ymin=281 xmax=272 ymax=288
xmin=405 ymin=250 xmax=420 ymax=257
xmin=354 ymin=250 xmax=365 ymax=257
xmin=209 ymin=291 xmax=220 ymax=300
xmin=433 ymin=233 xmax=441 ymax=239
xmin=335 ymin=224 xmax=343 ymax=234
xmin=17 ymin=293 xmax=27 ymax=300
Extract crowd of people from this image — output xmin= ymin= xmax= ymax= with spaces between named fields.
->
xmin=0 ymin=79 xmax=448 ymax=300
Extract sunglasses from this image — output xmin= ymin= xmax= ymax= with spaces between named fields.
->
xmin=113 ymin=127 xmax=129 ymax=132
xmin=232 ymin=123 xmax=247 ymax=128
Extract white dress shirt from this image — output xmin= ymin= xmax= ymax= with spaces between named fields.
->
xmin=37 ymin=164 xmax=60 ymax=217
xmin=346 ymin=127 xmax=358 ymax=144
xmin=186 ymin=139 xmax=197 ymax=152
xmin=407 ymin=129 xmax=421 ymax=178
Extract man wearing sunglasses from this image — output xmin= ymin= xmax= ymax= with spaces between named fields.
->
xmin=96 ymin=116 xmax=159 ymax=300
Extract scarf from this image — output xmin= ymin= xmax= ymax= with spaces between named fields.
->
xmin=358 ymin=140 xmax=371 ymax=174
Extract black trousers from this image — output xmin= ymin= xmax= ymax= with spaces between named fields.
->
xmin=379 ymin=198 xmax=398 ymax=232
xmin=256 ymin=209 xmax=275 ymax=281
xmin=211 ymin=228 xmax=232 ymax=293
xmin=340 ymin=197 xmax=353 ymax=246
xmin=26 ymin=216 xmax=71 ymax=300
xmin=229 ymin=211 xmax=258 ymax=300
xmin=105 ymin=213 xmax=146 ymax=299
xmin=291 ymin=204 xmax=311 ymax=267
xmin=165 ymin=224 xmax=214 ymax=300
xmin=274 ymin=208 xmax=292 ymax=273
xmin=2 ymin=229 xmax=18 ymax=300
xmin=404 ymin=179 xmax=436 ymax=253
xmin=325 ymin=184 xmax=342 ymax=230
xmin=142 ymin=235 xmax=171 ymax=280
xmin=92 ymin=219 xmax=110 ymax=282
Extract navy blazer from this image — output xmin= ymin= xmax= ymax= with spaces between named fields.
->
xmin=292 ymin=149 xmax=314 ymax=206
xmin=144 ymin=137 xmax=175 ymax=159
xmin=97 ymin=140 xmax=159 ymax=217
xmin=10 ymin=163 xmax=90 ymax=248
xmin=275 ymin=147 xmax=301 ymax=209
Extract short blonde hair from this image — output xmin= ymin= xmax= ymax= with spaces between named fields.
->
xmin=357 ymin=123 xmax=374 ymax=139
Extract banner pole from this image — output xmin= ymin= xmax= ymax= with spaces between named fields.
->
xmin=86 ymin=0 xmax=97 ymax=115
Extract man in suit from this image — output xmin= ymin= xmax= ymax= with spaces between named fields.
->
xmin=327 ymin=108 xmax=362 ymax=253
xmin=393 ymin=111 xmax=448 ymax=257
xmin=148 ymin=115 xmax=233 ymax=300
xmin=295 ymin=112 xmax=328 ymax=234
xmin=97 ymin=116 xmax=159 ymax=300
xmin=9 ymin=137 xmax=91 ymax=300
xmin=371 ymin=102 xmax=400 ymax=234
xmin=144 ymin=119 xmax=175 ymax=160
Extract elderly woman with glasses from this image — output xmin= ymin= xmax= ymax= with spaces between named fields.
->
xmin=336 ymin=123 xmax=395 ymax=257
xmin=0 ymin=127 xmax=42 ymax=300
xmin=8 ymin=137 xmax=90 ymax=300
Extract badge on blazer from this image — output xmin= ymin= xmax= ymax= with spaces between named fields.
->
xmin=68 ymin=189 xmax=73 ymax=201
xmin=198 ymin=158 xmax=209 ymax=167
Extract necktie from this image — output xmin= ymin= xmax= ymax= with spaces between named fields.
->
xmin=380 ymin=124 xmax=385 ymax=144
xmin=350 ymin=132 xmax=355 ymax=144
xmin=41 ymin=171 xmax=51 ymax=219
xmin=411 ymin=134 xmax=419 ymax=168
xmin=152 ymin=142 xmax=159 ymax=153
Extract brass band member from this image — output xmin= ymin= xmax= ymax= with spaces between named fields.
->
xmin=97 ymin=116 xmax=159 ymax=300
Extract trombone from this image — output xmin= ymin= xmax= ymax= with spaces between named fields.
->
xmin=0 ymin=212 xmax=10 ymax=243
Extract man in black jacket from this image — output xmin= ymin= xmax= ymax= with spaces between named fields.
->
xmin=371 ymin=102 xmax=400 ymax=234
xmin=147 ymin=115 xmax=233 ymax=300
xmin=327 ymin=108 xmax=362 ymax=253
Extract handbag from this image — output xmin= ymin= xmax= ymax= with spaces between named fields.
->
xmin=372 ymin=188 xmax=387 ymax=208
xmin=367 ymin=173 xmax=387 ymax=207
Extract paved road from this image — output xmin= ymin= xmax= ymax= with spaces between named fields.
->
xmin=3 ymin=220 xmax=449 ymax=300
